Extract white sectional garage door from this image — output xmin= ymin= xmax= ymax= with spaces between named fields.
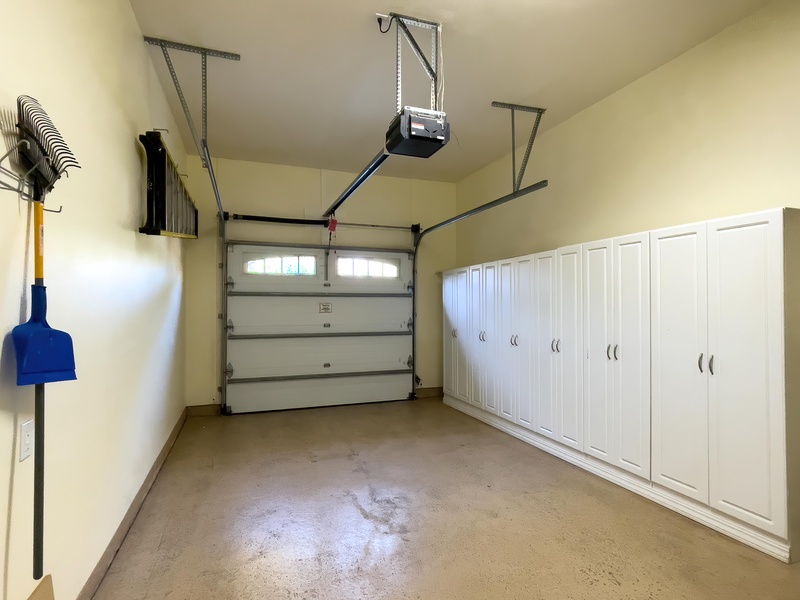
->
xmin=224 ymin=242 xmax=414 ymax=413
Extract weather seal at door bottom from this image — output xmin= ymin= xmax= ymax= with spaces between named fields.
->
xmin=228 ymin=291 xmax=412 ymax=298
xmin=227 ymin=369 xmax=412 ymax=384
xmin=228 ymin=331 xmax=412 ymax=340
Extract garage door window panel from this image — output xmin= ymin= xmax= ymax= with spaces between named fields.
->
xmin=337 ymin=257 xmax=400 ymax=279
xmin=244 ymin=253 xmax=317 ymax=276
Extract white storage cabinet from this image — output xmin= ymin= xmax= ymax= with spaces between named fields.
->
xmin=443 ymin=208 xmax=800 ymax=562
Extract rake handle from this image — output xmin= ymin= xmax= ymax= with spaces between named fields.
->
xmin=35 ymin=201 xmax=44 ymax=282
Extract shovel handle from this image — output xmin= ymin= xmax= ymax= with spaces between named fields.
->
xmin=33 ymin=384 xmax=44 ymax=580
xmin=34 ymin=201 xmax=44 ymax=282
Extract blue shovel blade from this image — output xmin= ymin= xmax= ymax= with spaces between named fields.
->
xmin=11 ymin=285 xmax=76 ymax=386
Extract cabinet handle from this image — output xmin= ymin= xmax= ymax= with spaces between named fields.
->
xmin=551 ymin=339 xmax=555 ymax=352
xmin=709 ymin=355 xmax=715 ymax=375
xmin=514 ymin=335 xmax=519 ymax=346
xmin=606 ymin=344 xmax=611 ymax=360
xmin=556 ymin=339 xmax=561 ymax=353
xmin=454 ymin=329 xmax=458 ymax=339
xmin=510 ymin=335 xmax=515 ymax=346
xmin=613 ymin=344 xmax=619 ymax=360
xmin=698 ymin=353 xmax=704 ymax=373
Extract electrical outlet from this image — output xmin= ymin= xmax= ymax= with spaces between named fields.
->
xmin=20 ymin=420 xmax=34 ymax=462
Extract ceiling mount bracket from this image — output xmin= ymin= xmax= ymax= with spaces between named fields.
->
xmin=388 ymin=13 xmax=441 ymax=113
xmin=144 ymin=35 xmax=241 ymax=219
xmin=492 ymin=101 xmax=546 ymax=193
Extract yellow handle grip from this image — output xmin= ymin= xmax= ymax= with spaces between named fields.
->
xmin=34 ymin=201 xmax=44 ymax=280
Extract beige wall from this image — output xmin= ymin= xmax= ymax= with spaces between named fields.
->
xmin=183 ymin=157 xmax=456 ymax=405
xmin=455 ymin=0 xmax=800 ymax=266
xmin=0 ymin=1 xmax=187 ymax=598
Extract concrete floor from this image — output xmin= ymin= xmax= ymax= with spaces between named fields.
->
xmin=94 ymin=399 xmax=800 ymax=600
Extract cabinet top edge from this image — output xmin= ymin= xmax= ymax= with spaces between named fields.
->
xmin=444 ymin=208 xmax=794 ymax=274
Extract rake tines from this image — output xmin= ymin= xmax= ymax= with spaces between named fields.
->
xmin=16 ymin=95 xmax=80 ymax=196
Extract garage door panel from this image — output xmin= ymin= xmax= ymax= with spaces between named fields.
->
xmin=228 ymin=296 xmax=412 ymax=335
xmin=227 ymin=337 xmax=412 ymax=379
xmin=227 ymin=375 xmax=411 ymax=413
xmin=225 ymin=243 xmax=414 ymax=413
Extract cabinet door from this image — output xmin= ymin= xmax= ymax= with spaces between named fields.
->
xmin=613 ymin=233 xmax=650 ymax=479
xmin=469 ymin=265 xmax=483 ymax=408
xmin=442 ymin=272 xmax=455 ymax=396
xmin=583 ymin=240 xmax=613 ymax=462
xmin=498 ymin=259 xmax=515 ymax=421
xmin=454 ymin=268 xmax=470 ymax=402
xmin=707 ymin=212 xmax=787 ymax=536
xmin=534 ymin=251 xmax=557 ymax=439
xmin=515 ymin=256 xmax=535 ymax=429
xmin=651 ymin=224 xmax=708 ymax=503
xmin=482 ymin=262 xmax=499 ymax=415
xmin=557 ymin=245 xmax=583 ymax=450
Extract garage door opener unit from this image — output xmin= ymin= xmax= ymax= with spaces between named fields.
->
xmin=322 ymin=12 xmax=449 ymax=218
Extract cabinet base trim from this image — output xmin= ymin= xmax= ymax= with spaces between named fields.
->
xmin=443 ymin=395 xmax=791 ymax=563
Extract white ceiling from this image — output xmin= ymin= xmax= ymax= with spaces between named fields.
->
xmin=129 ymin=0 xmax=771 ymax=183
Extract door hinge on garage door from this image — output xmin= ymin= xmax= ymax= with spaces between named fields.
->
xmin=407 ymin=355 xmax=414 ymax=368
xmin=225 ymin=363 xmax=234 ymax=379
xmin=226 ymin=320 xmax=234 ymax=333
xmin=226 ymin=276 xmax=234 ymax=290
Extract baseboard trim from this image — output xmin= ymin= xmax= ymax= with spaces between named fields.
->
xmin=186 ymin=403 xmax=221 ymax=417
xmin=443 ymin=395 xmax=792 ymax=563
xmin=415 ymin=387 xmax=443 ymax=399
xmin=77 ymin=407 xmax=188 ymax=600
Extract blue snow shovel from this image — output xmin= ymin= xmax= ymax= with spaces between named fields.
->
xmin=12 ymin=200 xmax=75 ymax=385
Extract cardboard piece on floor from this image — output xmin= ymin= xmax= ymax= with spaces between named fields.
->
xmin=28 ymin=575 xmax=54 ymax=600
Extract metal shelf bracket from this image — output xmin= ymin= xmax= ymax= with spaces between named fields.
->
xmin=491 ymin=101 xmax=546 ymax=193
xmin=144 ymin=36 xmax=241 ymax=220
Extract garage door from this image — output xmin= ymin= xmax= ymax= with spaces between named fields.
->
xmin=224 ymin=242 xmax=414 ymax=413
